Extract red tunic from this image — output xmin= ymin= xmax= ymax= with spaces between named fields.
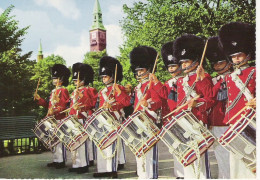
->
xmin=152 ymin=77 xmax=182 ymax=124
xmin=38 ymin=87 xmax=69 ymax=120
xmin=176 ymin=71 xmax=215 ymax=124
xmin=223 ymin=66 xmax=256 ymax=125
xmin=133 ymin=79 xmax=162 ymax=121
xmin=208 ymin=75 xmax=228 ymax=126
xmin=69 ymin=86 xmax=97 ymax=119
xmin=98 ymin=84 xmax=131 ymax=112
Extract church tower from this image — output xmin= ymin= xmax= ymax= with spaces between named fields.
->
xmin=89 ymin=0 xmax=106 ymax=52
xmin=37 ymin=39 xmax=43 ymax=61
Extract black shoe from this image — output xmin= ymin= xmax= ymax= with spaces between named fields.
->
xmin=55 ymin=162 xmax=66 ymax=169
xmin=89 ymin=160 xmax=94 ymax=167
xmin=77 ymin=166 xmax=89 ymax=174
xmin=110 ymin=171 xmax=118 ymax=178
xmin=176 ymin=177 xmax=184 ymax=179
xmin=93 ymin=172 xmax=117 ymax=178
xmin=68 ymin=167 xmax=79 ymax=172
xmin=93 ymin=172 xmax=106 ymax=177
xmin=117 ymin=164 xmax=124 ymax=170
xmin=47 ymin=162 xmax=57 ymax=167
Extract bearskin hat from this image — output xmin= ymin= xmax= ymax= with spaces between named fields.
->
xmin=206 ymin=36 xmax=229 ymax=65
xmin=51 ymin=64 xmax=70 ymax=86
xmin=161 ymin=41 xmax=179 ymax=68
xmin=129 ymin=46 xmax=157 ymax=73
xmin=173 ymin=34 xmax=204 ymax=62
xmin=99 ymin=56 xmax=123 ymax=82
xmin=219 ymin=22 xmax=255 ymax=59
xmin=72 ymin=63 xmax=94 ymax=85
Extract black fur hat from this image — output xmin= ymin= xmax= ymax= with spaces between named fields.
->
xmin=219 ymin=22 xmax=255 ymax=58
xmin=99 ymin=56 xmax=123 ymax=82
xmin=206 ymin=36 xmax=229 ymax=65
xmin=129 ymin=46 xmax=157 ymax=73
xmin=72 ymin=63 xmax=94 ymax=85
xmin=51 ymin=64 xmax=70 ymax=87
xmin=161 ymin=41 xmax=179 ymax=68
xmin=173 ymin=34 xmax=204 ymax=62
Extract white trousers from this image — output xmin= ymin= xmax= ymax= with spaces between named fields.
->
xmin=230 ymin=152 xmax=255 ymax=179
xmin=211 ymin=126 xmax=230 ymax=179
xmin=87 ymin=139 xmax=94 ymax=161
xmin=53 ymin=142 xmax=66 ymax=163
xmin=173 ymin=155 xmax=184 ymax=177
xmin=136 ymin=144 xmax=158 ymax=179
xmin=118 ymin=138 xmax=126 ymax=165
xmin=70 ymin=119 xmax=89 ymax=168
xmin=97 ymin=141 xmax=118 ymax=172
xmin=183 ymin=153 xmax=207 ymax=179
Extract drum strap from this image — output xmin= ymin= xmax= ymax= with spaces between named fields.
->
xmin=226 ymin=69 xmax=255 ymax=114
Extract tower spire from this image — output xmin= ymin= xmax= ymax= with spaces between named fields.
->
xmin=91 ymin=0 xmax=105 ymax=31
xmin=89 ymin=0 xmax=107 ymax=52
xmin=37 ymin=39 xmax=43 ymax=61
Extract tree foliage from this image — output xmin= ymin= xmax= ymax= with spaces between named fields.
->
xmin=119 ymin=0 xmax=255 ymax=83
xmin=0 ymin=5 xmax=35 ymax=116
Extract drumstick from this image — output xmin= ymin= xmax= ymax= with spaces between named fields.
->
xmin=59 ymin=102 xmax=83 ymax=114
xmin=34 ymin=78 xmax=41 ymax=100
xmin=163 ymin=95 xmax=200 ymax=119
xmin=113 ymin=64 xmax=118 ymax=96
xmin=225 ymin=98 xmax=255 ymax=124
xmin=196 ymin=40 xmax=208 ymax=82
xmin=134 ymin=53 xmax=160 ymax=112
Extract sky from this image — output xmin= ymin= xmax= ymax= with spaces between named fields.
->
xmin=0 ymin=0 xmax=139 ymax=66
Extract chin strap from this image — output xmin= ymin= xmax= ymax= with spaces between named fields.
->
xmin=182 ymin=60 xmax=198 ymax=73
xmin=136 ymin=70 xmax=150 ymax=80
xmin=232 ymin=54 xmax=250 ymax=69
xmin=103 ymin=76 xmax=114 ymax=85
xmin=169 ymin=66 xmax=182 ymax=74
xmin=215 ymin=62 xmax=231 ymax=73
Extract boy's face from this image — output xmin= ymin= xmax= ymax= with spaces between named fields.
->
xmin=168 ymin=65 xmax=179 ymax=73
xmin=231 ymin=52 xmax=247 ymax=65
xmin=102 ymin=75 xmax=111 ymax=84
xmin=181 ymin=60 xmax=198 ymax=73
xmin=73 ymin=80 xmax=84 ymax=86
xmin=125 ymin=85 xmax=132 ymax=94
xmin=52 ymin=79 xmax=58 ymax=85
xmin=137 ymin=68 xmax=147 ymax=76
xmin=213 ymin=61 xmax=228 ymax=71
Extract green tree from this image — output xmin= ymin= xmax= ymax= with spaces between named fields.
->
xmin=0 ymin=5 xmax=35 ymax=116
xmin=31 ymin=54 xmax=66 ymax=118
xmin=119 ymin=0 xmax=255 ymax=81
xmin=83 ymin=49 xmax=107 ymax=91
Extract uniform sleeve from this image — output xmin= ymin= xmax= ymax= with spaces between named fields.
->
xmin=110 ymin=86 xmax=131 ymax=111
xmin=53 ymin=88 xmax=70 ymax=116
xmin=79 ymin=90 xmax=94 ymax=112
xmin=145 ymin=88 xmax=162 ymax=111
xmin=152 ymin=81 xmax=168 ymax=100
xmin=37 ymin=97 xmax=49 ymax=108
xmin=195 ymin=74 xmax=215 ymax=112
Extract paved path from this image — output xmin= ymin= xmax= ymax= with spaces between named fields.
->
xmin=0 ymin=141 xmax=218 ymax=179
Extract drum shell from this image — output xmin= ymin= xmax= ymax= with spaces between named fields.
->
xmin=218 ymin=108 xmax=256 ymax=173
xmin=54 ymin=115 xmax=88 ymax=151
xmin=117 ymin=110 xmax=160 ymax=158
xmin=158 ymin=110 xmax=215 ymax=167
xmin=83 ymin=109 xmax=119 ymax=151
xmin=33 ymin=116 xmax=60 ymax=149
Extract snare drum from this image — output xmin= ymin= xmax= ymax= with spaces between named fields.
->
xmin=218 ymin=107 xmax=256 ymax=173
xmin=54 ymin=115 xmax=88 ymax=152
xmin=158 ymin=110 xmax=215 ymax=167
xmin=84 ymin=108 xmax=119 ymax=150
xmin=117 ymin=110 xmax=160 ymax=158
xmin=33 ymin=116 xmax=59 ymax=149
